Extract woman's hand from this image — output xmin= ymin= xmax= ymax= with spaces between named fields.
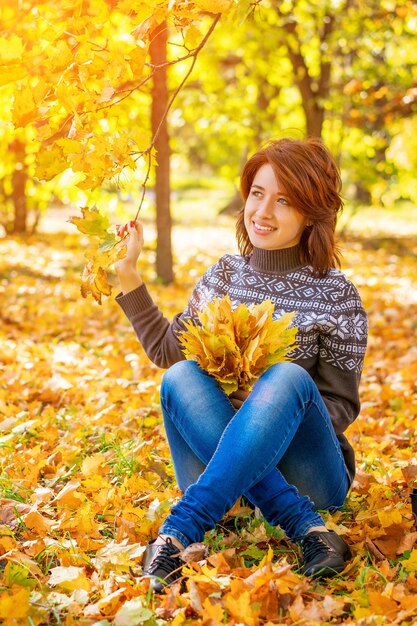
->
xmin=229 ymin=389 xmax=250 ymax=410
xmin=116 ymin=220 xmax=144 ymax=269
xmin=114 ymin=220 xmax=144 ymax=294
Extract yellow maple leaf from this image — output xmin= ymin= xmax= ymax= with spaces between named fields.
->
xmin=0 ymin=34 xmax=24 ymax=63
xmin=202 ymin=597 xmax=225 ymax=623
xmin=81 ymin=263 xmax=110 ymax=304
xmin=80 ymin=454 xmax=107 ymax=476
xmin=48 ymin=565 xmax=92 ymax=591
xmin=34 ymin=145 xmax=68 ymax=181
xmin=195 ymin=0 xmax=233 ymax=14
xmin=0 ymin=587 xmax=31 ymax=621
xmin=377 ymin=507 xmax=403 ymax=528
xmin=179 ymin=295 xmax=298 ymax=393
xmin=24 ymin=511 xmax=54 ymax=535
xmin=68 ymin=206 xmax=112 ymax=239
xmin=401 ymin=549 xmax=417 ymax=572
xmin=80 ymin=243 xmax=127 ymax=304
xmin=69 ymin=206 xmax=127 ymax=303
xmin=0 ymin=64 xmax=27 ymax=87
xmin=224 ymin=588 xmax=256 ymax=625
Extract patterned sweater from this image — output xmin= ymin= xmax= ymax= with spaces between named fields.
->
xmin=116 ymin=244 xmax=368 ymax=483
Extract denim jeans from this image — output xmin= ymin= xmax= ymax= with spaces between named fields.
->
xmin=159 ymin=360 xmax=349 ymax=546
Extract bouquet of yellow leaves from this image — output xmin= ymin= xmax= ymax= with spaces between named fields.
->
xmin=178 ymin=295 xmax=298 ymax=394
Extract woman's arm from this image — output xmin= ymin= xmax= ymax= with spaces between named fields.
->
xmin=315 ymin=281 xmax=368 ymax=434
xmin=115 ymin=221 xmax=185 ymax=368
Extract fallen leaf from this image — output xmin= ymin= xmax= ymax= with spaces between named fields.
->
xmin=49 ymin=565 xmax=91 ymax=591
xmin=114 ymin=597 xmax=154 ymax=626
xmin=179 ymin=542 xmax=209 ymax=563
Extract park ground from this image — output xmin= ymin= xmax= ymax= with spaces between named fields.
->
xmin=0 ymin=199 xmax=417 ymax=625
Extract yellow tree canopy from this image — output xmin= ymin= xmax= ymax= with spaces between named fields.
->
xmin=1 ymin=0 xmax=235 ymax=190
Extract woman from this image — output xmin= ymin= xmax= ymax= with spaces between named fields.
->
xmin=115 ymin=137 xmax=368 ymax=591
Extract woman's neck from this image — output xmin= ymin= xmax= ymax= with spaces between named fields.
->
xmin=249 ymin=244 xmax=303 ymax=273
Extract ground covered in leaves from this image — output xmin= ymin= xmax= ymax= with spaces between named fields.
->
xmin=1 ymin=222 xmax=417 ymax=625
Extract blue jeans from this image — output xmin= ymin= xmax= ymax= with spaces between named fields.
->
xmin=159 ymin=360 xmax=349 ymax=546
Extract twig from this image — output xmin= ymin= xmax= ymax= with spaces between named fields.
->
xmin=134 ymin=150 xmax=153 ymax=221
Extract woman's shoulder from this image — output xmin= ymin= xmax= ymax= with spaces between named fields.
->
xmin=325 ymin=267 xmax=361 ymax=291
xmin=312 ymin=267 xmax=365 ymax=308
xmin=300 ymin=265 xmax=355 ymax=288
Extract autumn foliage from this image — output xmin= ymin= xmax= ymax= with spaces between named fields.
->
xmin=1 ymin=224 xmax=417 ymax=624
xmin=68 ymin=206 xmax=127 ymax=304
xmin=3 ymin=0 xmax=233 ymax=189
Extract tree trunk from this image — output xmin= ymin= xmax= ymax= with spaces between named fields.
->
xmin=11 ymin=140 xmax=28 ymax=233
xmin=277 ymin=8 xmax=336 ymax=139
xmin=150 ymin=21 xmax=174 ymax=284
xmin=220 ymin=148 xmax=249 ymax=215
xmin=304 ymin=103 xmax=325 ymax=138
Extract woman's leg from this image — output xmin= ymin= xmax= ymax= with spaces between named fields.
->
xmin=162 ymin=412 xmax=207 ymax=493
xmin=276 ymin=425 xmax=349 ymax=511
xmin=161 ymin=361 xmax=234 ymax=493
xmin=159 ymin=360 xmax=347 ymax=546
xmin=162 ymin=361 xmax=349 ymax=511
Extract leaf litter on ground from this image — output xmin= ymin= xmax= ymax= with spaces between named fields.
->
xmin=0 ymin=229 xmax=417 ymax=624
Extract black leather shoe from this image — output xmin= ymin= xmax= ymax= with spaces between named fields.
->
xmin=142 ymin=537 xmax=184 ymax=593
xmin=298 ymin=530 xmax=351 ymax=579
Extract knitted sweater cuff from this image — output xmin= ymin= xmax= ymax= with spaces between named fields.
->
xmin=115 ymin=284 xmax=154 ymax=317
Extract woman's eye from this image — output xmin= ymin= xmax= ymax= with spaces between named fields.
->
xmin=277 ymin=197 xmax=288 ymax=205
xmin=251 ymin=190 xmax=262 ymax=198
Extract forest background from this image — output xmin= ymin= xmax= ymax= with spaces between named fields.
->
xmin=1 ymin=0 xmax=417 ymax=624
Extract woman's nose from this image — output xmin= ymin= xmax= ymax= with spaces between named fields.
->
xmin=255 ymin=197 xmax=274 ymax=218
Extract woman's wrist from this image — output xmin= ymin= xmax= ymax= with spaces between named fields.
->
xmin=115 ymin=259 xmax=137 ymax=276
xmin=116 ymin=263 xmax=143 ymax=294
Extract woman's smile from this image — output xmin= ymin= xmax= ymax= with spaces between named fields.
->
xmin=252 ymin=221 xmax=276 ymax=233
xmin=244 ymin=163 xmax=308 ymax=250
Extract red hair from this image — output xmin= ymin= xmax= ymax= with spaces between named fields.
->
xmin=236 ymin=137 xmax=343 ymax=276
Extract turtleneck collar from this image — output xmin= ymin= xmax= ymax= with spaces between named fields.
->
xmin=248 ymin=244 xmax=303 ymax=273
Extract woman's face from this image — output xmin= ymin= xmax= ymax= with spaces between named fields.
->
xmin=244 ymin=163 xmax=308 ymax=251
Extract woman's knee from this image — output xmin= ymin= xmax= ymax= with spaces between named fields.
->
xmin=258 ymin=361 xmax=313 ymax=398
xmin=263 ymin=361 xmax=309 ymax=383
xmin=161 ymin=360 xmax=199 ymax=400
xmin=279 ymin=460 xmax=349 ymax=511
xmin=162 ymin=359 xmax=198 ymax=383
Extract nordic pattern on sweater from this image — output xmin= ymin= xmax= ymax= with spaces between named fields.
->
xmin=181 ymin=254 xmax=367 ymax=375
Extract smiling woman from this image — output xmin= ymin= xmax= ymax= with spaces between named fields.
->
xmin=243 ymin=163 xmax=308 ymax=251
xmin=237 ymin=137 xmax=343 ymax=276
xmin=115 ymin=136 xmax=368 ymax=591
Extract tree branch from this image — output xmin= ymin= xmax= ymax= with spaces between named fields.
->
xmin=317 ymin=12 xmax=336 ymax=97
xmin=96 ymin=14 xmax=221 ymax=114
xmin=277 ymin=12 xmax=315 ymax=109
xmin=131 ymin=13 xmax=222 ymax=217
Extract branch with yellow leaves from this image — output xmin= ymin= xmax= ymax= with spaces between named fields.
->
xmin=69 ymin=13 xmax=223 ymax=303
xmin=131 ymin=13 xmax=221 ymax=221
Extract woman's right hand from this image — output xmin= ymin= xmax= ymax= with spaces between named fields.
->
xmin=114 ymin=220 xmax=144 ymax=293
xmin=115 ymin=220 xmax=144 ymax=273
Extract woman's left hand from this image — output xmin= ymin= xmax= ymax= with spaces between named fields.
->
xmin=229 ymin=389 xmax=250 ymax=410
